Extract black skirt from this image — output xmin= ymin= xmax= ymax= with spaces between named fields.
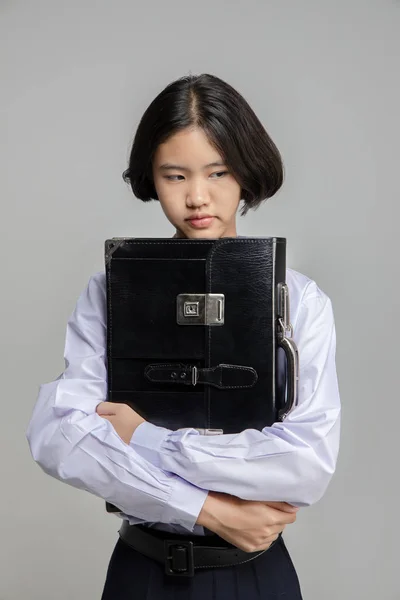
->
xmin=101 ymin=535 xmax=303 ymax=599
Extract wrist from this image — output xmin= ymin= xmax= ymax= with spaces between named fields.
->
xmin=196 ymin=492 xmax=221 ymax=530
xmin=128 ymin=417 xmax=145 ymax=443
xmin=133 ymin=416 xmax=146 ymax=431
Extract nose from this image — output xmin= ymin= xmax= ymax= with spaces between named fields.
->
xmin=186 ymin=179 xmax=210 ymax=209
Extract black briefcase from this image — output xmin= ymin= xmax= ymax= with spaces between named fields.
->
xmin=104 ymin=237 xmax=298 ymax=513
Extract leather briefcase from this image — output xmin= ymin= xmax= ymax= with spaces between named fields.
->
xmin=104 ymin=236 xmax=298 ymax=513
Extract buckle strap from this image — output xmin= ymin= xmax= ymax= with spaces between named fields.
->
xmin=144 ymin=363 xmax=258 ymax=389
xmin=118 ymin=521 xmax=270 ymax=577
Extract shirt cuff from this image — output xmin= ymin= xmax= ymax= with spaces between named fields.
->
xmin=130 ymin=421 xmax=171 ymax=468
xmin=131 ymin=422 xmax=208 ymax=531
xmin=161 ymin=473 xmax=208 ymax=532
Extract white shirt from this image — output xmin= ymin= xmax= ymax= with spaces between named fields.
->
xmin=26 ymin=265 xmax=341 ymax=535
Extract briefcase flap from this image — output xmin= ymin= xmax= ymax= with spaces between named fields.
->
xmin=107 ymin=254 xmax=206 ymax=359
xmin=106 ymin=237 xmax=286 ymax=425
xmin=105 ymin=237 xmax=284 ymax=365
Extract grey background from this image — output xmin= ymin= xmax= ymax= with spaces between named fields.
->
xmin=1 ymin=0 xmax=398 ymax=598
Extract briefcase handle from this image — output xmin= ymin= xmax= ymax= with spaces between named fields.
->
xmin=276 ymin=283 xmax=299 ymax=421
xmin=277 ymin=336 xmax=299 ymax=420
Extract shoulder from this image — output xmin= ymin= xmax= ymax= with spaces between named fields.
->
xmin=80 ymin=269 xmax=107 ymax=300
xmin=88 ymin=270 xmax=106 ymax=292
xmin=74 ymin=270 xmax=106 ymax=318
xmin=286 ymin=267 xmax=334 ymax=330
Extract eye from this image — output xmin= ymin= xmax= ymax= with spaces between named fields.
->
xmin=210 ymin=171 xmax=228 ymax=179
xmin=165 ymin=175 xmax=185 ymax=181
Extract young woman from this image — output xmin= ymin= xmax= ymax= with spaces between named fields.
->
xmin=27 ymin=73 xmax=341 ymax=599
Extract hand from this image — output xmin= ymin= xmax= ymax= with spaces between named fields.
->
xmin=196 ymin=492 xmax=298 ymax=553
xmin=96 ymin=402 xmax=145 ymax=444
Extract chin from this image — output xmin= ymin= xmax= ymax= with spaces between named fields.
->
xmin=185 ymin=230 xmax=221 ymax=240
xmin=177 ymin=222 xmax=228 ymax=240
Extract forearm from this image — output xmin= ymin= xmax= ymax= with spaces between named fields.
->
xmin=131 ymin=415 xmax=340 ymax=506
xmin=131 ymin=293 xmax=341 ymax=506
xmin=26 ymin=379 xmax=208 ymax=529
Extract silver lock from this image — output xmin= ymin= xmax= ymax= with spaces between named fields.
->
xmin=177 ymin=294 xmax=225 ymax=326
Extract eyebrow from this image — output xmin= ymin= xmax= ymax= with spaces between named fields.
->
xmin=159 ymin=161 xmax=226 ymax=171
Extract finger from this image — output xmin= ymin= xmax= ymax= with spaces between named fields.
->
xmin=254 ymin=531 xmax=285 ymax=552
xmin=264 ymin=501 xmax=298 ymax=512
xmin=274 ymin=510 xmax=297 ymax=525
xmin=96 ymin=402 xmax=117 ymax=416
xmin=265 ymin=501 xmax=299 ymax=513
xmin=264 ymin=524 xmax=287 ymax=536
xmin=259 ymin=538 xmax=276 ymax=551
xmin=263 ymin=507 xmax=297 ymax=526
xmin=249 ymin=540 xmax=273 ymax=553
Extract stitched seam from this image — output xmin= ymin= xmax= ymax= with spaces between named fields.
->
xmin=196 ymin=548 xmax=268 ymax=570
xmin=215 ymin=384 xmax=254 ymax=389
xmin=115 ymin=241 xmax=213 ymax=246
xmin=207 ymin=239 xmax=266 ymax=398
xmin=113 ymin=256 xmax=206 ymax=262
xmin=195 ymin=535 xmax=279 ymax=570
xmin=146 ymin=363 xmax=186 ymax=369
xmin=223 ymin=365 xmax=255 ymax=370
xmin=272 ymin=239 xmax=276 ymax=408
xmin=107 ymin=262 xmax=113 ymax=394
xmin=113 ymin=240 xmax=277 ymax=246
xmin=207 ymin=241 xmax=232 ymax=427
xmin=220 ymin=364 xmax=258 ymax=389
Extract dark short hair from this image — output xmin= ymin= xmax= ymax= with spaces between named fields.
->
xmin=123 ymin=73 xmax=284 ymax=215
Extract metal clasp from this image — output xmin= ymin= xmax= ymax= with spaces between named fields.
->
xmin=276 ymin=283 xmax=299 ymax=420
xmin=191 ymin=365 xmax=198 ymax=386
xmin=277 ymin=282 xmax=293 ymax=338
xmin=177 ymin=428 xmax=224 ymax=435
xmin=193 ymin=428 xmax=224 ymax=435
xmin=177 ymin=294 xmax=225 ymax=326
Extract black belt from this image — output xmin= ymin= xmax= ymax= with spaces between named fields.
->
xmin=118 ymin=521 xmax=279 ymax=577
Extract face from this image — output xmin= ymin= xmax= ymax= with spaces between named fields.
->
xmin=152 ymin=127 xmax=242 ymax=239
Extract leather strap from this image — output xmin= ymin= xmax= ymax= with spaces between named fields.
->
xmin=118 ymin=521 xmax=272 ymax=577
xmin=144 ymin=363 xmax=258 ymax=389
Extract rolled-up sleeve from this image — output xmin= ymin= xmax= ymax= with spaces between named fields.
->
xmin=26 ymin=273 xmax=208 ymax=530
xmin=131 ymin=282 xmax=341 ymax=507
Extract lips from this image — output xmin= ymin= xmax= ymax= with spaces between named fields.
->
xmin=187 ymin=215 xmax=215 ymax=229
xmin=187 ymin=214 xmax=213 ymax=221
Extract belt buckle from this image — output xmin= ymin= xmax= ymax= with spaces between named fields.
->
xmin=164 ymin=540 xmax=195 ymax=577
